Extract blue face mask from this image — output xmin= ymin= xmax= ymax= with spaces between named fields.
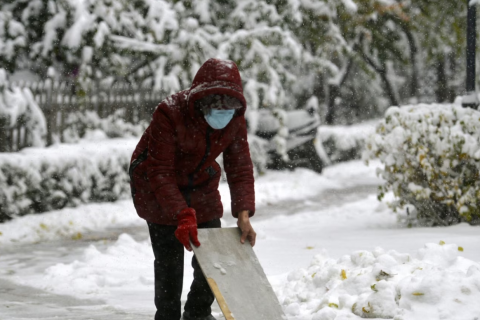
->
xmin=204 ymin=109 xmax=235 ymax=129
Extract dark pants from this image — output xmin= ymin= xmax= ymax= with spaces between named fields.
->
xmin=147 ymin=219 xmax=221 ymax=320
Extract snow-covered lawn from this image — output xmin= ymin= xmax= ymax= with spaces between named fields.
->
xmin=1 ymin=160 xmax=479 ymax=320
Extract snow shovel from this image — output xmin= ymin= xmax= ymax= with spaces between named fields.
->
xmin=191 ymin=227 xmax=286 ymax=320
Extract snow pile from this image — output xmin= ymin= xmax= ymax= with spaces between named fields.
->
xmin=318 ymin=121 xmax=377 ymax=163
xmin=39 ymin=234 xmax=153 ymax=297
xmin=0 ymin=200 xmax=140 ymax=245
xmin=0 ymin=138 xmax=135 ymax=220
xmin=29 ymin=233 xmax=193 ymax=311
xmin=364 ymin=102 xmax=480 ymax=226
xmin=29 ymin=232 xmax=480 ymax=320
xmin=278 ymin=242 xmax=480 ymax=320
xmin=0 ymin=68 xmax=47 ymax=148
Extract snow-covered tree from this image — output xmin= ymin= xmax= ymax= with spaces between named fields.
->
xmin=408 ymin=0 xmax=467 ymax=103
xmin=0 ymin=0 xmax=474 ymax=126
xmin=0 ymin=10 xmax=26 ymax=73
xmin=0 ymin=69 xmax=47 ymax=151
xmin=0 ymin=1 xmax=342 ymax=110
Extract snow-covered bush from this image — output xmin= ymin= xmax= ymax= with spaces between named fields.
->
xmin=364 ymin=103 xmax=480 ymax=226
xmin=0 ymin=69 xmax=46 ymax=149
xmin=0 ymin=135 xmax=267 ymax=222
xmin=0 ymin=139 xmax=134 ymax=222
xmin=247 ymin=133 xmax=268 ymax=176
xmin=62 ymin=110 xmax=148 ymax=143
xmin=277 ymin=242 xmax=480 ymax=320
xmin=319 ymin=121 xmax=377 ymax=163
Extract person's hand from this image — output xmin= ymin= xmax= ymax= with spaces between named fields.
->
xmin=237 ymin=210 xmax=256 ymax=247
xmin=175 ymin=208 xmax=200 ymax=251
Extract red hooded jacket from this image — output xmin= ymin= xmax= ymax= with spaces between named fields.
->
xmin=129 ymin=58 xmax=255 ymax=225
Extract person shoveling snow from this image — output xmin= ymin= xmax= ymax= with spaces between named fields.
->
xmin=129 ymin=58 xmax=256 ymax=320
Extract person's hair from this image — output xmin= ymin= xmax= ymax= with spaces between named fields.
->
xmin=195 ymin=94 xmax=242 ymax=115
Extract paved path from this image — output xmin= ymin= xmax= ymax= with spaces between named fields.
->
xmin=0 ymin=184 xmax=378 ymax=319
xmin=0 ymin=278 xmax=150 ymax=320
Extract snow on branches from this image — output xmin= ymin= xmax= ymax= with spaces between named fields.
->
xmin=0 ymin=69 xmax=46 ymax=148
xmin=0 ymin=0 xmax=345 ymax=114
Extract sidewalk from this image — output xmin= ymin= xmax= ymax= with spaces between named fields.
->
xmin=0 ymin=277 xmax=150 ymax=320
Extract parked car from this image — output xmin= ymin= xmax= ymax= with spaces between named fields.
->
xmin=248 ymin=106 xmax=330 ymax=173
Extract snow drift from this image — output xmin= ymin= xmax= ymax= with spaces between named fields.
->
xmin=278 ymin=242 xmax=480 ymax=320
xmin=31 ymin=235 xmax=480 ymax=320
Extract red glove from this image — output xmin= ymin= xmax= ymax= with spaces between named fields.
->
xmin=175 ymin=208 xmax=201 ymax=251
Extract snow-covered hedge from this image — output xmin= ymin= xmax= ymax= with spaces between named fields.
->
xmin=278 ymin=242 xmax=480 ymax=320
xmin=62 ymin=110 xmax=148 ymax=143
xmin=0 ymin=135 xmax=267 ymax=222
xmin=0 ymin=139 xmax=135 ymax=222
xmin=318 ymin=121 xmax=376 ymax=163
xmin=364 ymin=103 xmax=480 ymax=226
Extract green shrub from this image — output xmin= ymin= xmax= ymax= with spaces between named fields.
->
xmin=364 ymin=103 xmax=480 ymax=226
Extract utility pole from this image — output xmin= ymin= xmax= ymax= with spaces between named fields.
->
xmin=463 ymin=0 xmax=478 ymax=108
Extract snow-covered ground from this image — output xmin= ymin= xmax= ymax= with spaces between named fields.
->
xmin=1 ymin=160 xmax=479 ymax=320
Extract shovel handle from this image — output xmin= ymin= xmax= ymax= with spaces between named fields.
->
xmin=207 ymin=278 xmax=235 ymax=320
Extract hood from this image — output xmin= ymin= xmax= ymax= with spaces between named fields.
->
xmin=187 ymin=58 xmax=247 ymax=119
